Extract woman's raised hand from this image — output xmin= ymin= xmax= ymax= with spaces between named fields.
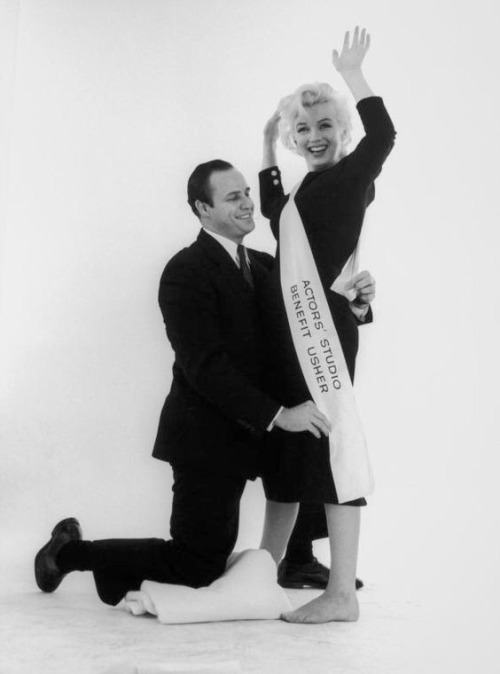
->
xmin=263 ymin=110 xmax=281 ymax=146
xmin=262 ymin=110 xmax=281 ymax=169
xmin=332 ymin=26 xmax=370 ymax=73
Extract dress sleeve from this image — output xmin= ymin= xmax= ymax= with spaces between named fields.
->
xmin=346 ymin=96 xmax=396 ymax=185
xmin=259 ymin=166 xmax=289 ymax=240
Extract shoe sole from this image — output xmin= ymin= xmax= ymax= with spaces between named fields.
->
xmin=279 ymin=580 xmax=364 ymax=590
xmin=279 ymin=581 xmax=327 ymax=589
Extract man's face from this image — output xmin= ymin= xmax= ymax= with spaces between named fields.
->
xmin=200 ymin=169 xmax=255 ymax=243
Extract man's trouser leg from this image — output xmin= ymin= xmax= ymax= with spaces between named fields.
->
xmin=61 ymin=467 xmax=247 ymax=605
xmin=284 ymin=503 xmax=328 ymax=563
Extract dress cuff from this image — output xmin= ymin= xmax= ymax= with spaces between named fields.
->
xmin=259 ymin=166 xmax=282 ymax=184
xmin=356 ymin=95 xmax=383 ymax=111
xmin=349 ymin=302 xmax=370 ymax=322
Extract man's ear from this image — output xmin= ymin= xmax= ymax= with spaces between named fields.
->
xmin=195 ymin=199 xmax=210 ymax=219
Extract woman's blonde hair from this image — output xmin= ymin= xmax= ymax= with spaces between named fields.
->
xmin=278 ymin=82 xmax=353 ymax=152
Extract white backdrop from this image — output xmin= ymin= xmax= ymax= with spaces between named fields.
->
xmin=1 ymin=0 xmax=499 ymax=658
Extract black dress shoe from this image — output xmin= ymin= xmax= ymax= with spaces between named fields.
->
xmin=35 ymin=517 xmax=82 ymax=592
xmin=278 ymin=557 xmax=364 ymax=591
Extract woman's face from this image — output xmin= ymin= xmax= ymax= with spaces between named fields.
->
xmin=292 ymin=102 xmax=347 ymax=172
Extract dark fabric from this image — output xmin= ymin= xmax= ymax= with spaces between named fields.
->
xmin=152 ymin=229 xmax=280 ymax=479
xmin=284 ymin=539 xmax=314 ymax=565
xmin=261 ymin=430 xmax=367 ymax=505
xmin=56 ymin=540 xmax=92 ymax=572
xmin=288 ymin=503 xmax=328 ymax=558
xmin=258 ymin=96 xmax=395 ymax=504
xmin=66 ymin=468 xmax=247 ymax=606
xmin=237 ymin=244 xmax=254 ymax=289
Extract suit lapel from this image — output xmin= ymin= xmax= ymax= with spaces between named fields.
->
xmin=197 ymin=229 xmax=254 ymax=295
xmin=247 ymin=249 xmax=273 ymax=290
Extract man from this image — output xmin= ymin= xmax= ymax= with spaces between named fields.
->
xmin=34 ymin=159 xmax=331 ymax=606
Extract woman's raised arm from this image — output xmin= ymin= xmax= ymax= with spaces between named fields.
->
xmin=332 ymin=26 xmax=375 ymax=104
xmin=262 ymin=109 xmax=281 ymax=170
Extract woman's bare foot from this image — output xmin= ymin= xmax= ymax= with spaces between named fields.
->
xmin=281 ymin=591 xmax=359 ymax=624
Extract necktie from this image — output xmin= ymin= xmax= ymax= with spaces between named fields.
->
xmin=237 ymin=244 xmax=254 ymax=289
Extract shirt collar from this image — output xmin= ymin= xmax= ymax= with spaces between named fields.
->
xmin=203 ymin=228 xmax=241 ymax=266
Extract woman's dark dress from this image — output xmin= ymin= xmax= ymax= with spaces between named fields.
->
xmin=259 ymin=96 xmax=396 ymax=504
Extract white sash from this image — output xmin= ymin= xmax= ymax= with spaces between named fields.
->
xmin=279 ymin=185 xmax=374 ymax=503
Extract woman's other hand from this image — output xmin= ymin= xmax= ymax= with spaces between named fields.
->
xmin=332 ymin=26 xmax=370 ymax=74
xmin=345 ymin=270 xmax=375 ymax=305
xmin=262 ymin=110 xmax=281 ymax=169
xmin=263 ymin=110 xmax=281 ymax=145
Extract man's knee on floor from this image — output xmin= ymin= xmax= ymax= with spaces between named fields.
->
xmin=188 ymin=556 xmax=227 ymax=588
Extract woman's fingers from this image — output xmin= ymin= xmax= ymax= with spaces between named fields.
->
xmin=263 ymin=110 xmax=281 ymax=141
xmin=355 ymin=277 xmax=375 ymax=291
xmin=340 ymin=26 xmax=370 ymax=54
xmin=347 ymin=270 xmax=374 ymax=290
xmin=266 ymin=110 xmax=280 ymax=125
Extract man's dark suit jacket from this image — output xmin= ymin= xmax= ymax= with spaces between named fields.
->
xmin=152 ymin=229 xmax=280 ymax=479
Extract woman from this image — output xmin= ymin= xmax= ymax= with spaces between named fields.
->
xmin=258 ymin=27 xmax=396 ymax=623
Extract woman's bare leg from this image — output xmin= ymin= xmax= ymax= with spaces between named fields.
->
xmin=282 ymin=504 xmax=360 ymax=623
xmin=260 ymin=500 xmax=299 ymax=564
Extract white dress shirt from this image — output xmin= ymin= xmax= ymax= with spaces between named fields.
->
xmin=203 ymin=228 xmax=243 ymax=267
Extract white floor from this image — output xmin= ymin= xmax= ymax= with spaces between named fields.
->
xmin=2 ymin=484 xmax=499 ymax=674
xmin=1 ymin=568 xmax=498 ymax=674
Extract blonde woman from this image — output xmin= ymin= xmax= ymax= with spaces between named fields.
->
xmin=258 ymin=27 xmax=396 ymax=623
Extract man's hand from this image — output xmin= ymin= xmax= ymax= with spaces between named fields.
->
xmin=274 ymin=401 xmax=332 ymax=439
xmin=345 ymin=270 xmax=375 ymax=306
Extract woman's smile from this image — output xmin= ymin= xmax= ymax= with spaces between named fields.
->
xmin=293 ymin=101 xmax=347 ymax=171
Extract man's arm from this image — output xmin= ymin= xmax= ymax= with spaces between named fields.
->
xmin=160 ymin=256 xmax=330 ymax=438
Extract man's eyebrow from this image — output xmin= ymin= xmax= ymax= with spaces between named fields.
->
xmin=224 ymin=188 xmax=250 ymax=198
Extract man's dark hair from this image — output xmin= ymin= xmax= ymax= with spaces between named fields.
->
xmin=187 ymin=159 xmax=233 ymax=218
